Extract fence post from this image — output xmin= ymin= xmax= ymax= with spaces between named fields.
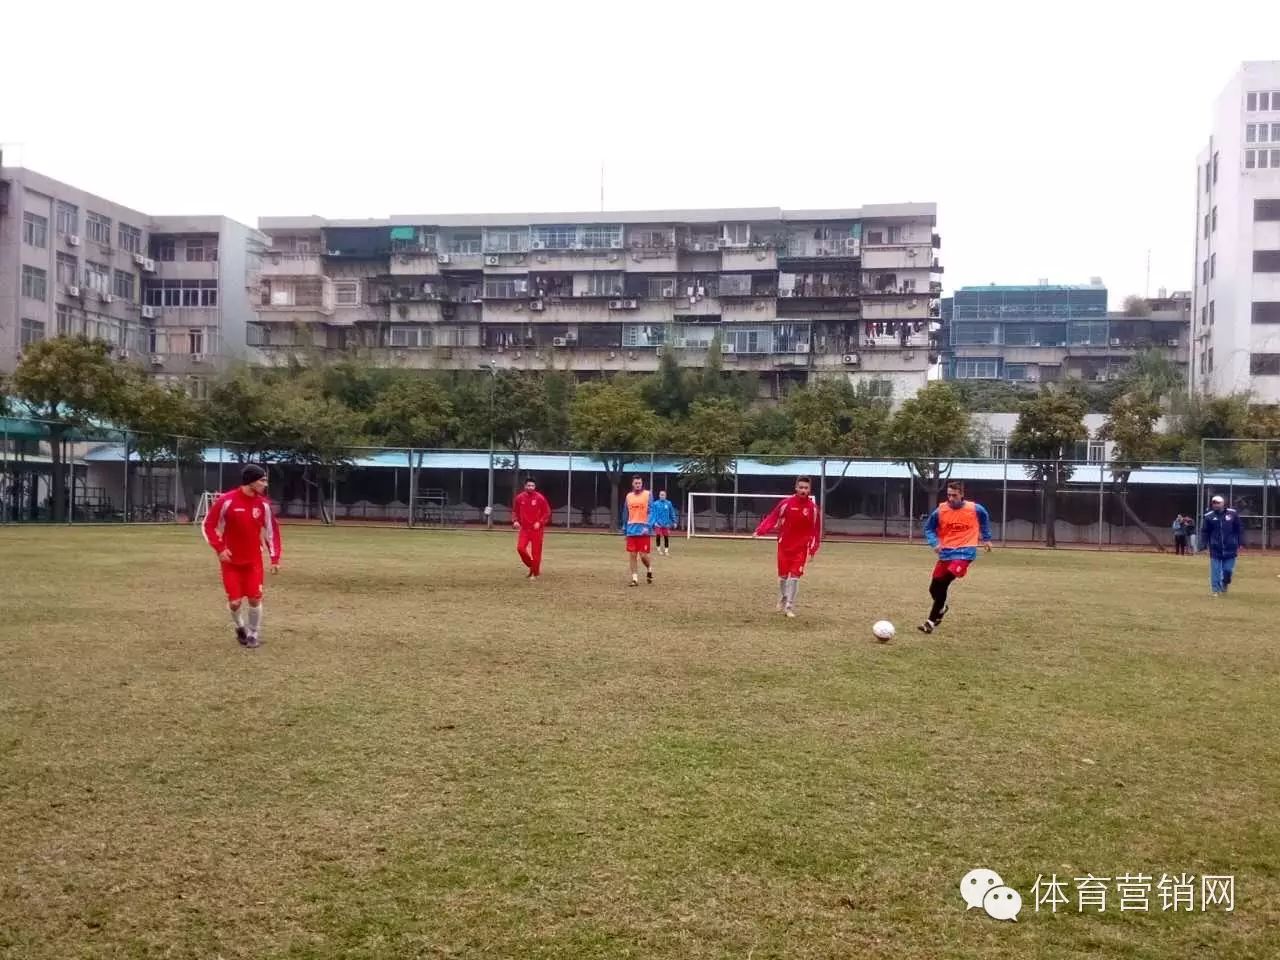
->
xmin=331 ymin=465 xmax=337 ymax=526
xmin=819 ymin=457 xmax=826 ymax=541
xmin=218 ymin=440 xmax=225 ymax=494
xmin=68 ymin=441 xmax=75 ymax=525
xmin=1265 ymin=441 xmax=1271 ymax=551
xmin=907 ymin=471 xmax=914 ymax=543
xmin=566 ymin=452 xmax=573 ymax=530
xmin=1001 ymin=457 xmax=1008 ymax=544
xmin=1097 ymin=462 xmax=1104 ymax=550
xmin=123 ymin=431 xmax=131 ymax=523
xmin=408 ymin=451 xmax=417 ymax=529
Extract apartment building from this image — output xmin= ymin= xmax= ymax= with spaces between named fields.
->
xmin=253 ymin=204 xmax=942 ymax=399
xmin=1193 ymin=61 xmax=1280 ymax=401
xmin=940 ymin=282 xmax=1189 ymax=385
xmin=0 ymin=164 xmax=264 ymax=393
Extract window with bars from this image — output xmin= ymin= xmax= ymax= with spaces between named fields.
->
xmin=955 ymin=359 xmax=999 ymax=379
xmin=86 ymin=212 xmax=112 ymax=245
xmin=483 ymin=229 xmax=528 ymax=253
xmin=722 ymin=223 xmax=750 ymax=246
xmin=113 ymin=270 xmax=135 ymax=301
xmin=118 ymin=224 xmax=143 ymax=254
xmin=56 ymin=201 xmax=78 ymax=235
xmin=56 ymin=253 xmax=78 ymax=287
xmin=989 ymin=439 xmax=1009 ymax=460
xmin=531 ymin=226 xmax=576 ymax=249
xmin=647 ymin=277 xmax=677 ymax=299
xmin=151 ymin=238 xmax=176 ymax=261
xmin=21 ymin=265 xmax=47 ymax=301
xmin=143 ymin=279 xmax=219 ymax=307
xmin=390 ymin=326 xmax=431 ymax=347
xmin=580 ymin=225 xmax=622 ymax=249
xmin=334 ymin=281 xmax=361 ymax=306
xmin=185 ymin=237 xmax=218 ymax=261
xmin=84 ymin=262 xmax=110 ymax=293
xmin=482 ymin=278 xmax=529 ymax=299
xmin=20 ymin=317 xmax=45 ymax=347
xmin=587 ymin=273 xmax=623 ymax=296
xmin=445 ymin=232 xmax=482 ymax=254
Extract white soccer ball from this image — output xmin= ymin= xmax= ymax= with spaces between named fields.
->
xmin=872 ymin=620 xmax=896 ymax=642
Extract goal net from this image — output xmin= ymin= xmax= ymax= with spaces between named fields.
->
xmin=686 ymin=492 xmax=792 ymax=539
xmin=192 ymin=491 xmax=217 ymax=527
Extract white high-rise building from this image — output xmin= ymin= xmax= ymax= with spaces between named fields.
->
xmin=1194 ymin=61 xmax=1280 ymax=401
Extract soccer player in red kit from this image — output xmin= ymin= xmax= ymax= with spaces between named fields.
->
xmin=753 ymin=476 xmax=821 ymax=618
xmin=201 ymin=463 xmax=281 ymax=648
xmin=512 ymin=476 xmax=552 ymax=579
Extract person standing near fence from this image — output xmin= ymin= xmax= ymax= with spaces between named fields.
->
xmin=621 ymin=475 xmax=654 ymax=586
xmin=512 ymin=476 xmax=552 ymax=580
xmin=918 ymin=480 xmax=991 ymax=635
xmin=1201 ymin=495 xmax=1243 ymax=596
xmin=650 ymin=490 xmax=679 ymax=556
xmin=201 ymin=464 xmax=281 ymax=649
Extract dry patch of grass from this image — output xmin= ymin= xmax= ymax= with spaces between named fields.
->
xmin=2 ymin=526 xmax=1278 ymax=958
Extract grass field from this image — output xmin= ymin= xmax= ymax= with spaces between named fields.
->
xmin=3 ymin=525 xmax=1279 ymax=959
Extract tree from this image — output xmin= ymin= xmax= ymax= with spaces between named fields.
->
xmin=786 ymin=379 xmax=891 ymax=494
xmin=490 ymin=372 xmax=548 ymax=494
xmin=115 ymin=371 xmax=207 ymax=520
xmin=538 ymin=369 xmax=575 ymax=450
xmin=641 ymin=336 xmax=695 ymax=419
xmin=10 ymin=337 xmax=131 ymax=521
xmin=885 ymin=382 xmax=974 ymax=507
xmin=744 ymin=405 xmax=796 ymax=456
xmin=366 ymin=373 xmax=454 ymax=517
xmin=1009 ymin=389 xmax=1088 ymax=547
xmin=1120 ymin=349 xmax=1183 ymax=405
xmin=1098 ymin=390 xmax=1166 ymax=549
xmin=569 ymin=378 xmax=661 ymax=522
xmin=262 ymin=379 xmax=363 ymax=524
xmin=203 ymin=369 xmax=276 ymax=460
xmin=1122 ymin=294 xmax=1152 ymax=317
xmin=675 ymin=397 xmax=746 ymax=492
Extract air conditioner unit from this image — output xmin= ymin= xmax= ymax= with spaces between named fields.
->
xmin=134 ymin=253 xmax=147 ymax=266
xmin=609 ymin=299 xmax=625 ymax=309
xmin=1110 ymin=338 xmax=1122 ymax=346
xmin=141 ymin=305 xmax=159 ymax=319
xmin=842 ymin=353 xmax=860 ymax=365
xmin=552 ymin=337 xmax=568 ymax=347
xmin=67 ymin=234 xmax=81 ymax=247
xmin=142 ymin=258 xmax=156 ymax=272
xmin=67 ymin=284 xmax=82 ymax=297
xmin=150 ymin=355 xmax=164 ymax=366
xmin=721 ymin=342 xmax=736 ymax=353
xmin=611 ymin=240 xmax=624 ymax=249
xmin=795 ymin=342 xmax=810 ymax=353
xmin=531 ymin=240 xmax=546 ymax=250
xmin=485 ymin=255 xmax=500 ymax=266
xmin=655 ymin=345 xmax=665 ymax=356
xmin=660 ymin=284 xmax=675 ymax=298
xmin=622 ymin=299 xmax=638 ymax=309
xmin=1168 ymin=338 xmax=1180 ymax=347
xmin=530 ymin=300 xmax=545 ymax=311
xmin=102 ymin=293 xmax=116 ymax=304
xmin=437 ymin=254 xmax=451 ymax=264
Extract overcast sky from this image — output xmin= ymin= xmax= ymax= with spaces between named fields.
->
xmin=4 ymin=1 xmax=1280 ymax=303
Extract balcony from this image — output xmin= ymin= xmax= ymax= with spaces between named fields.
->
xmin=779 ymin=235 xmax=860 ymax=261
xmin=389 ymin=251 xmax=442 ymax=277
xmin=722 ymin=245 xmax=777 ymax=272
xmin=525 ymin=247 xmax=629 ymax=272
xmin=861 ymin=246 xmax=933 ymax=271
xmin=257 ymin=279 xmax=333 ymax=319
xmin=259 ymin=252 xmax=325 ymax=277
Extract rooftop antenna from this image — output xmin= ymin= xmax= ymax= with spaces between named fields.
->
xmin=1145 ymin=248 xmax=1151 ymax=298
xmin=599 ymin=161 xmax=605 ymax=213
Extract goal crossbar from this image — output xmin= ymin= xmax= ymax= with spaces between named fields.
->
xmin=686 ymin=491 xmax=789 ymax=540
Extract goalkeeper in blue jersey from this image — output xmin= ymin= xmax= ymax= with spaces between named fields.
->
xmin=650 ymin=490 xmax=679 ymax=556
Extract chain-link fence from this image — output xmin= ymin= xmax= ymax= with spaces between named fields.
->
xmin=2 ymin=416 xmax=1276 ymax=550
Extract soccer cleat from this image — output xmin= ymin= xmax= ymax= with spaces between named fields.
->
xmin=235 ymin=626 xmax=249 ymax=646
xmin=917 ymin=620 xmax=936 ymax=634
xmin=784 ymin=608 xmax=796 ymax=619
xmin=646 ymin=570 xmax=654 ymax=584
xmin=629 ymin=576 xmax=639 ymax=587
xmin=245 ymin=634 xmax=262 ymax=649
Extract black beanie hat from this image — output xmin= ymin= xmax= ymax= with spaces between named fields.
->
xmin=241 ymin=463 xmax=267 ymax=485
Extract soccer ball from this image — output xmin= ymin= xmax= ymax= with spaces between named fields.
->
xmin=872 ymin=620 xmax=896 ymax=642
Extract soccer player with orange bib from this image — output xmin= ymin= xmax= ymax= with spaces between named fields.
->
xmin=918 ymin=479 xmax=992 ymax=634
xmin=621 ymin=475 xmax=654 ymax=586
xmin=753 ymin=476 xmax=821 ymax=618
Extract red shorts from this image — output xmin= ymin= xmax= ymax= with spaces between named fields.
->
xmin=220 ymin=561 xmax=264 ymax=601
xmin=654 ymin=526 xmax=671 ymax=537
xmin=626 ymin=535 xmax=651 ymax=554
xmin=932 ymin=559 xmax=971 ymax=579
xmin=778 ymin=546 xmax=808 ymax=578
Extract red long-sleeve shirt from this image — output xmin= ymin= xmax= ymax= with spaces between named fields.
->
xmin=755 ymin=495 xmax=821 ymax=556
xmin=202 ymin=487 xmax=282 ymax=565
xmin=513 ymin=490 xmax=552 ymax=528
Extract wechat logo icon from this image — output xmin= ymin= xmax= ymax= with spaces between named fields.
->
xmin=961 ymin=867 xmax=1022 ymax=922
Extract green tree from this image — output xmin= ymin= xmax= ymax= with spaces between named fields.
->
xmin=262 ymin=379 xmax=363 ymax=525
xmin=744 ymin=405 xmax=796 ymax=457
xmin=11 ymin=336 xmax=131 ymax=521
xmin=885 ymin=381 xmax=974 ymax=507
xmin=1122 ymin=294 xmax=1152 ymax=317
xmin=569 ymin=378 xmax=661 ymax=522
xmin=366 ymin=374 xmax=454 ymax=517
xmin=1098 ymin=390 xmax=1167 ymax=549
xmin=641 ymin=336 xmax=694 ymax=419
xmin=1009 ymin=389 xmax=1088 ymax=547
xmin=204 ymin=368 xmax=276 ymax=460
xmin=675 ymin=397 xmax=746 ymax=492
xmin=115 ymin=371 xmax=208 ymax=519
xmin=538 ymin=369 xmax=575 ymax=449
xmin=786 ymin=379 xmax=891 ymax=494
xmin=491 ymin=372 xmax=548 ymax=493
xmin=1120 ymin=349 xmax=1183 ymax=405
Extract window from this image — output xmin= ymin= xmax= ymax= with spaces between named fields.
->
xmin=1209 ymin=300 xmax=1215 ymax=325
xmin=1070 ymin=320 xmax=1109 ymax=345
xmin=865 ymin=229 xmax=885 ymax=245
xmin=1213 ymin=152 xmax=1219 ymax=183
xmin=1211 ymin=253 xmax=1216 ymax=278
xmin=56 ymin=304 xmax=73 ymax=336
xmin=1205 ymin=163 xmax=1211 ymax=192
xmin=1247 ymin=150 xmax=1257 ymax=169
xmin=23 ymin=212 xmax=48 ymax=248
xmin=188 ymin=329 xmax=205 ymax=355
xmin=580 ymin=225 xmax=622 ymax=249
xmin=1255 ymin=250 xmax=1280 ymax=272
xmin=1274 ymin=149 xmax=1280 ymax=169
xmin=483 ymin=229 xmax=528 ymax=254
xmin=333 ymin=281 xmax=360 ymax=306
xmin=1248 ymin=92 xmax=1258 ymax=111
xmin=1252 ymin=302 xmax=1280 ymax=323
xmin=1087 ymin=440 xmax=1106 ymax=464
xmin=1200 ymin=305 xmax=1207 ymax=326
xmin=482 ymin=278 xmax=529 ymax=299
xmin=1262 ymin=92 xmax=1273 ymax=111
xmin=21 ymin=265 xmax=47 ymax=301
xmin=185 ymin=237 xmax=218 ymax=261
xmin=1261 ymin=150 xmax=1272 ymax=169
xmin=118 ymin=223 xmax=142 ymax=254
xmin=1203 ymin=259 xmax=1210 ymax=283
xmin=623 ymin=324 xmax=667 ymax=348
xmin=587 ymin=273 xmax=623 ymax=297
xmin=647 ymin=277 xmax=677 ymax=299
xmin=147 ymin=328 xmax=159 ymax=354
xmin=1002 ymin=363 xmax=1027 ymax=381
xmin=86 ymin=212 xmax=111 ymax=245
xmin=718 ymin=274 xmax=753 ymax=296
xmin=1212 ymin=205 xmax=1218 ymax=231
xmin=953 ymin=323 xmax=998 ymax=344
xmin=530 ymin=226 xmax=576 ymax=250
xmin=1248 ymin=123 xmax=1258 ymax=143
xmin=151 ymin=238 xmax=176 ymax=261
xmin=722 ymin=223 xmax=751 ymax=247
xmin=444 ymin=231 xmax=482 ymax=254
xmin=1204 ymin=213 xmax=1210 ymax=238
xmin=725 ymin=328 xmax=763 ymax=353
xmin=989 ymin=439 xmax=1009 ymax=460
xmin=1207 ymin=348 xmax=1214 ymax=373
xmin=954 ymin=359 xmax=999 ymax=379
xmin=84 ymin=261 xmax=110 ymax=293
xmin=389 ymin=326 xmax=430 ymax=347
xmin=1262 ymin=200 xmax=1280 ymax=222
xmin=56 ymin=253 xmax=78 ymax=287
xmin=19 ymin=317 xmax=45 ymax=347
xmin=113 ymin=269 xmax=135 ymax=301
xmin=1250 ymin=353 xmax=1280 ymax=376
xmin=1274 ymin=123 xmax=1280 ymax=142
xmin=56 ymin=201 xmax=78 ymax=235
xmin=864 ymin=379 xmax=893 ymax=399
xmin=142 ymin=278 xmax=218 ymax=307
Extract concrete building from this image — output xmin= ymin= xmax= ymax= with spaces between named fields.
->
xmin=253 ymin=204 xmax=942 ymax=399
xmin=940 ymin=282 xmax=1189 ymax=385
xmin=1193 ymin=61 xmax=1280 ymax=401
xmin=0 ymin=164 xmax=265 ymax=393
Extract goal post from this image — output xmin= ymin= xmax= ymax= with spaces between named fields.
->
xmin=686 ymin=491 xmax=790 ymax=539
xmin=192 ymin=491 xmax=217 ymax=527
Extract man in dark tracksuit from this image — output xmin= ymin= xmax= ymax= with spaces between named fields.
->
xmin=1200 ymin=495 xmax=1243 ymax=596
